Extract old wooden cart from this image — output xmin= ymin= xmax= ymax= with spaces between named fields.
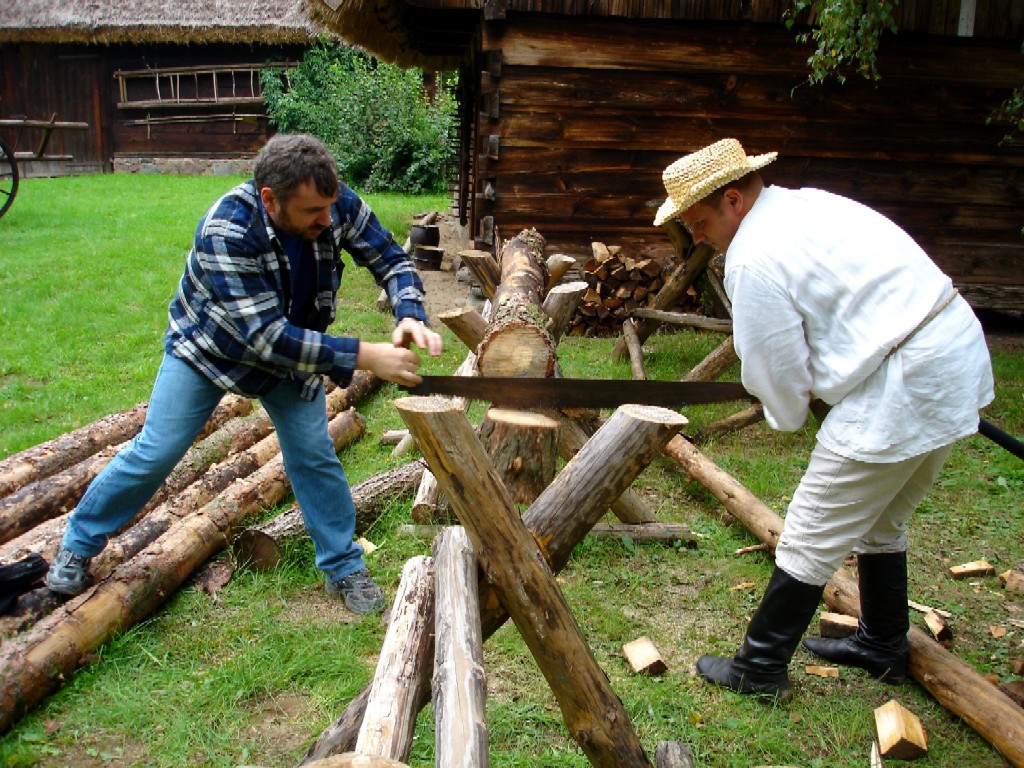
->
xmin=0 ymin=114 xmax=90 ymax=218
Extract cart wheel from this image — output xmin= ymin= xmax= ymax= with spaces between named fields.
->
xmin=0 ymin=138 xmax=19 ymax=218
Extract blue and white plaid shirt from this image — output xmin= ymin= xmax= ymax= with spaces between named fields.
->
xmin=166 ymin=180 xmax=429 ymax=400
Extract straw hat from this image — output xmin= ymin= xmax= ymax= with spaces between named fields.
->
xmin=653 ymin=139 xmax=777 ymax=226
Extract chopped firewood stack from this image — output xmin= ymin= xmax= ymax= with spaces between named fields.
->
xmin=571 ymin=242 xmax=699 ymax=337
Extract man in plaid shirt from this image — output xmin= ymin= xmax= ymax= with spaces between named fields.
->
xmin=47 ymin=134 xmax=443 ymax=613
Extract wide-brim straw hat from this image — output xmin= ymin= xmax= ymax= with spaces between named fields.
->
xmin=653 ymin=139 xmax=777 ymax=226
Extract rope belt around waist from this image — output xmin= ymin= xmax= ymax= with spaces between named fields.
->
xmin=889 ymin=287 xmax=959 ymax=356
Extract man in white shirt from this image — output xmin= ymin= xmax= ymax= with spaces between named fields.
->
xmin=654 ymin=139 xmax=994 ymax=699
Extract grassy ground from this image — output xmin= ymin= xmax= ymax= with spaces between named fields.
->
xmin=0 ymin=175 xmax=1022 ymax=768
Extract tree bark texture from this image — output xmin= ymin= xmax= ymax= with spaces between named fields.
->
xmin=476 ymin=229 xmax=557 ymax=378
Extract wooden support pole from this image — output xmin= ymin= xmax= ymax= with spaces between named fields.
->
xmin=622 ymin=319 xmax=647 ymax=381
xmin=630 ymin=309 xmax=732 ymax=334
xmin=438 ymin=306 xmax=489 ymax=351
xmin=661 ymin=435 xmax=1024 ymax=768
xmin=541 ymin=280 xmax=588 ymax=343
xmin=692 ymin=404 xmax=765 ymax=444
xmin=396 ymin=396 xmax=655 ymax=768
xmin=681 ymin=335 xmax=738 ymax=382
xmin=552 ymin=414 xmax=656 ymax=524
xmin=410 ymin=469 xmax=442 ymax=525
xmin=432 ymin=527 xmax=488 ymax=768
xmin=356 ymin=556 xmax=435 ymax=762
xmin=458 ymin=249 xmax=501 ymax=300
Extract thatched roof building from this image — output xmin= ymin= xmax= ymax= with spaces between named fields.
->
xmin=0 ymin=0 xmax=324 ymax=45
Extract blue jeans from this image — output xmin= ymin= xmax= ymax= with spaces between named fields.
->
xmin=62 ymin=352 xmax=365 ymax=581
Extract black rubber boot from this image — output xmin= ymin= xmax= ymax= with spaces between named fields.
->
xmin=696 ymin=566 xmax=825 ymax=700
xmin=802 ymin=551 xmax=909 ymax=683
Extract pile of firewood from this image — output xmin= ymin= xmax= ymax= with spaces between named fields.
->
xmin=569 ymin=242 xmax=698 ymax=337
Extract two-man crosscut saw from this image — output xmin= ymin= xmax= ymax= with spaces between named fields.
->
xmin=401 ymin=376 xmax=1024 ymax=461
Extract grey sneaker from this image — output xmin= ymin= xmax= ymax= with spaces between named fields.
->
xmin=325 ymin=567 xmax=386 ymax=614
xmin=46 ymin=546 xmax=94 ymax=596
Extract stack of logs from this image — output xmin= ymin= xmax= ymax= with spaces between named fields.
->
xmin=571 ymin=242 xmax=700 ymax=337
xmin=1 ymin=224 xmax=1023 ymax=768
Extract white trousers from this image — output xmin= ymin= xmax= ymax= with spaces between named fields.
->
xmin=775 ymin=441 xmax=954 ymax=586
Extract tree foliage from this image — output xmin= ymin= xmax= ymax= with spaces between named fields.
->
xmin=787 ymin=2 xmax=1022 ymax=145
xmin=261 ymin=41 xmax=458 ymax=194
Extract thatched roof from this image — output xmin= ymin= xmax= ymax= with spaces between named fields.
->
xmin=0 ymin=0 xmax=327 ymax=45
xmin=304 ymin=0 xmax=479 ymax=70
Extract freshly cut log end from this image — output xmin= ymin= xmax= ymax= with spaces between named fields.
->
xmin=617 ymin=404 xmax=689 ymax=428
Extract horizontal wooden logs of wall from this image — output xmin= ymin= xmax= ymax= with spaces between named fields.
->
xmin=474 ymin=16 xmax=1024 ymax=309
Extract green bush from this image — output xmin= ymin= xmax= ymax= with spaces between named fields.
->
xmin=261 ymin=41 xmax=457 ymax=194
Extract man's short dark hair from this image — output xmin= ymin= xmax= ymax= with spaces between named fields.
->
xmin=701 ymin=170 xmax=760 ymax=209
xmin=253 ymin=134 xmax=339 ymax=202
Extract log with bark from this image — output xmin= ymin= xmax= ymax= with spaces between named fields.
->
xmin=476 ymin=229 xmax=556 ymax=378
xmin=232 ymin=459 xmax=427 ymax=571
xmin=0 ymin=407 xmax=367 ymax=733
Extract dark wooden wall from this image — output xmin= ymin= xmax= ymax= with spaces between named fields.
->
xmin=0 ymin=42 xmax=305 ymax=173
xmin=474 ymin=15 xmax=1024 ymax=310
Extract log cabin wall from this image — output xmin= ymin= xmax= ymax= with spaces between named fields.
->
xmin=473 ymin=11 xmax=1024 ymax=310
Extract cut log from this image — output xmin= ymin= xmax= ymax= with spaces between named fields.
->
xmin=303 ymin=756 xmax=411 ymax=768
xmin=477 ymin=408 xmax=559 ymax=504
xmin=379 ymin=430 xmax=408 ymax=446
xmin=950 ymin=560 xmax=995 ymax=578
xmin=438 ymin=306 xmax=489 ymax=351
xmin=356 ymin=556 xmax=434 ymax=762
xmin=924 ymin=610 xmax=952 ymax=642
xmin=476 ymin=229 xmax=556 ymax=378
xmin=588 ymin=522 xmax=695 ymax=546
xmin=458 ymin=249 xmax=501 ymax=300
xmin=409 ymin=470 xmax=442 ymax=525
xmin=622 ymin=319 xmax=647 ymax=380
xmin=233 ymin=459 xmax=426 ymax=571
xmin=0 ymin=405 xmax=367 ymax=734
xmin=874 ymin=699 xmax=928 ymax=760
xmin=297 ymin=403 xmax=687 ymax=764
xmin=395 ymin=396 xmax=659 ymax=768
xmin=623 ymin=636 xmax=667 ymax=675
xmin=630 ymin=309 xmax=732 ymax=334
xmin=1000 ymin=568 xmax=1024 ymax=594
xmin=545 ymin=253 xmax=577 ymax=290
xmin=662 ymin=435 xmax=1024 ymax=767
xmin=542 ymin=280 xmax=588 ymax=343
xmin=818 ymin=611 xmax=858 ymax=638
xmin=432 ymin=527 xmax=487 ymax=768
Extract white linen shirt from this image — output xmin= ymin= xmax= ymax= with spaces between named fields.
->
xmin=724 ymin=186 xmax=993 ymax=462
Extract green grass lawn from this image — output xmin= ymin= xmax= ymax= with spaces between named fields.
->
xmin=0 ymin=174 xmax=1022 ymax=768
